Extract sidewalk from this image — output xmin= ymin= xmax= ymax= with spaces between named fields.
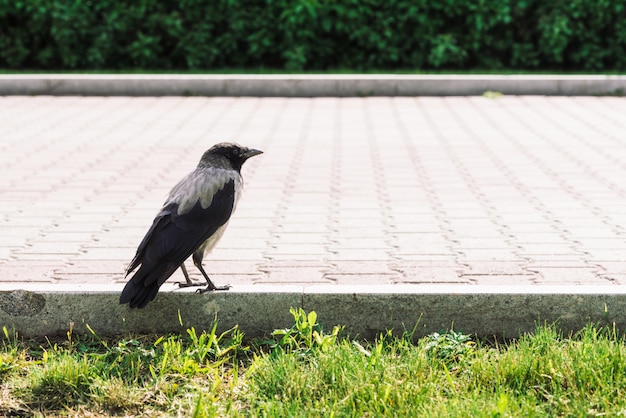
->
xmin=1 ymin=94 xmax=626 ymax=339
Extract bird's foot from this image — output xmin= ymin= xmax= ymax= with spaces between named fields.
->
xmin=196 ymin=284 xmax=232 ymax=294
xmin=176 ymin=281 xmax=205 ymax=288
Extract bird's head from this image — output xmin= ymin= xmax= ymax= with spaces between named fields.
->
xmin=199 ymin=142 xmax=263 ymax=171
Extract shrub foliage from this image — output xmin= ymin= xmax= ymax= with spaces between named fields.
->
xmin=1 ymin=0 xmax=625 ymax=71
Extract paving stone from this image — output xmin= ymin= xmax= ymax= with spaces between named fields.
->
xmin=324 ymin=274 xmax=399 ymax=285
xmin=577 ymin=238 xmax=626 ymax=249
xmin=55 ymin=260 xmax=129 ymax=275
xmin=3 ymin=217 xmax=56 ymax=227
xmin=0 ymin=248 xmax=16 ymax=260
xmin=458 ymin=249 xmax=521 ymax=261
xmin=257 ymin=260 xmax=330 ymax=270
xmin=13 ymin=242 xmax=83 ymax=255
xmin=516 ymin=243 xmax=582 ymax=256
xmin=53 ymin=273 xmax=119 ymax=283
xmin=395 ymin=265 xmax=467 ymax=282
xmin=526 ymin=260 xmax=594 ymax=269
xmin=394 ymin=253 xmax=460 ymax=262
xmin=0 ymin=264 xmax=57 ymax=281
xmin=530 ymin=267 xmax=607 ymax=284
xmin=462 ymin=261 xmax=531 ymax=275
xmin=272 ymin=232 xmax=330 ymax=244
xmin=206 ymin=248 xmax=265 ymax=261
xmin=267 ymin=253 xmax=328 ymax=261
xmin=257 ymin=266 xmax=331 ymax=284
xmin=513 ymin=233 xmax=577 ymax=244
xmin=37 ymin=232 xmax=98 ymax=243
xmin=460 ymin=274 xmax=538 ymax=285
xmin=450 ymin=238 xmax=515 ymax=248
xmin=9 ymin=253 xmax=74 ymax=261
xmin=524 ymin=254 xmax=593 ymax=263
xmin=328 ymin=249 xmax=394 ymax=261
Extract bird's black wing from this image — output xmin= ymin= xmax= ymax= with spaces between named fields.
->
xmin=120 ymin=177 xmax=236 ymax=308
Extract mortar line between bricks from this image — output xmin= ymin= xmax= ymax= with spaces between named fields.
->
xmin=324 ymin=98 xmax=342 ymax=276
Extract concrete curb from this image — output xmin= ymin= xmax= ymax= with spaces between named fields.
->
xmin=1 ymin=284 xmax=623 ymax=339
xmin=1 ymin=74 xmax=625 ymax=96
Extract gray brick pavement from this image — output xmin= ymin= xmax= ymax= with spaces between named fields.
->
xmin=1 ymin=95 xmax=626 ymax=289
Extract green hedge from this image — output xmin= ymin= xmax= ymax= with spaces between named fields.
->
xmin=1 ymin=0 xmax=626 ymax=71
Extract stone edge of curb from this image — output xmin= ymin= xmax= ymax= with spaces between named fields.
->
xmin=1 ymin=74 xmax=625 ymax=96
xmin=1 ymin=284 xmax=623 ymax=339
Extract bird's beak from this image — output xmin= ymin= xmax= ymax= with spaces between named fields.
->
xmin=243 ymin=148 xmax=263 ymax=159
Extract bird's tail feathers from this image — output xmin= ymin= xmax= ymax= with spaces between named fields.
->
xmin=119 ymin=262 xmax=178 ymax=309
xmin=125 ymin=254 xmax=143 ymax=277
xmin=119 ymin=281 xmax=159 ymax=309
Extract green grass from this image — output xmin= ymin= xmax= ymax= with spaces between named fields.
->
xmin=2 ymin=309 xmax=626 ymax=416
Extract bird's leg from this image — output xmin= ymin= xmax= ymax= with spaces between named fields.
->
xmin=176 ymin=262 xmax=205 ymax=288
xmin=192 ymin=253 xmax=231 ymax=293
xmin=195 ymin=264 xmax=231 ymax=293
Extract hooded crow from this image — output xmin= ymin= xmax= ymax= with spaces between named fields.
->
xmin=120 ymin=142 xmax=263 ymax=309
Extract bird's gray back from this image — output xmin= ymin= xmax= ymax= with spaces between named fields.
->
xmin=166 ymin=167 xmax=242 ymax=216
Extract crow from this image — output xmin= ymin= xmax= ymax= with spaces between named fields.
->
xmin=120 ymin=142 xmax=263 ymax=309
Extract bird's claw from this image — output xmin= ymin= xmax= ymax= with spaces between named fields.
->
xmin=195 ymin=284 xmax=232 ymax=294
xmin=175 ymin=281 xmax=205 ymax=288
